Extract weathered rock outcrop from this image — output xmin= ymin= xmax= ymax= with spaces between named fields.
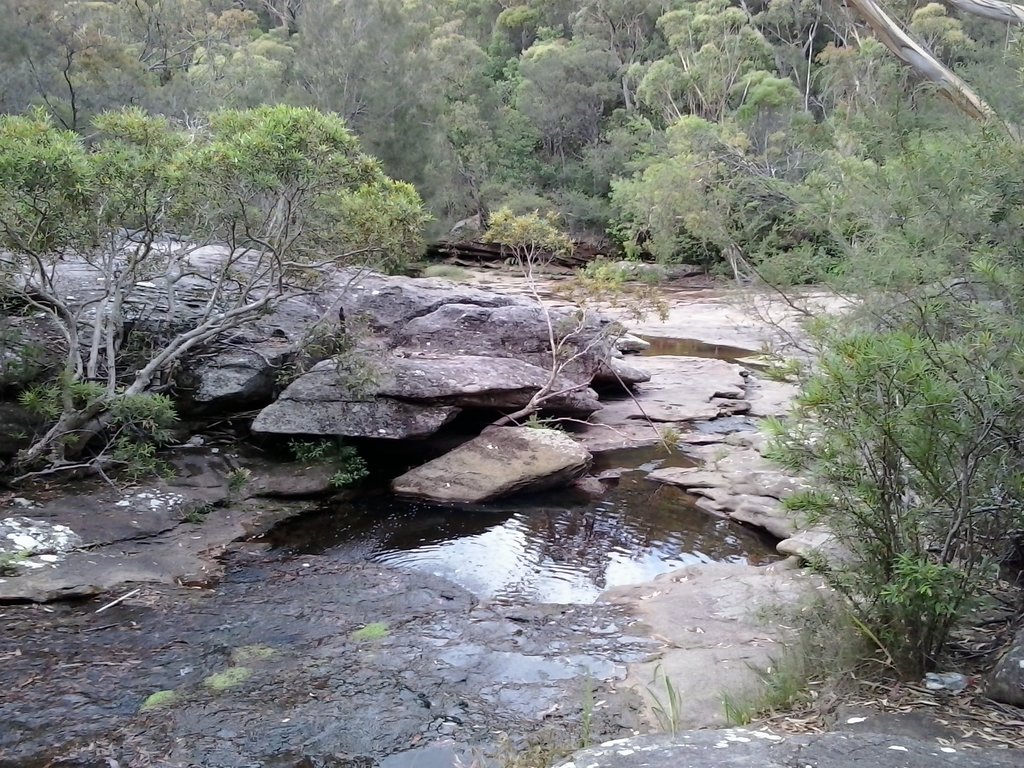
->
xmin=986 ymin=626 xmax=1024 ymax=706
xmin=252 ymin=359 xmax=461 ymax=439
xmin=391 ymin=426 xmax=592 ymax=503
xmin=556 ymin=731 xmax=1023 ymax=768
xmin=249 ymin=271 xmax=645 ymax=441
xmin=179 ymin=336 xmax=295 ymax=414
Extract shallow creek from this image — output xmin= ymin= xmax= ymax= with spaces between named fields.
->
xmin=268 ymin=447 xmax=775 ymax=605
xmin=2 ymin=445 xmax=776 ymax=768
xmin=1 ymin=317 xmax=781 ymax=768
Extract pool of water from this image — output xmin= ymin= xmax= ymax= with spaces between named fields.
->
xmin=638 ymin=335 xmax=757 ymax=362
xmin=266 ymin=447 xmax=777 ymax=605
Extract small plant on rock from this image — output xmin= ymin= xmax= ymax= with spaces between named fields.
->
xmin=288 ymin=438 xmax=368 ymax=489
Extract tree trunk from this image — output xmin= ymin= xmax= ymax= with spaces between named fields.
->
xmin=844 ymin=0 xmax=1006 ymax=126
xmin=946 ymin=0 xmax=1024 ymax=23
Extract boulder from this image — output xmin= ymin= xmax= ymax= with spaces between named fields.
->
xmin=391 ymin=426 xmax=592 ymax=503
xmin=181 ymin=339 xmax=294 ymax=413
xmin=243 ymin=461 xmax=341 ymax=498
xmin=615 ymin=334 xmax=651 ymax=353
xmin=338 ymin=272 xmax=523 ymax=336
xmin=556 ymin=731 xmax=1023 ymax=768
xmin=986 ymin=627 xmax=1024 ymax=706
xmin=393 ymin=301 xmax=615 ymax=376
xmin=247 ymin=271 xmax=637 ymax=439
xmin=252 ymin=362 xmax=460 ymax=439
xmin=380 ymin=355 xmax=602 ymax=415
xmin=592 ymin=356 xmax=653 ymax=389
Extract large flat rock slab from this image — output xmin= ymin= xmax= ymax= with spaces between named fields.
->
xmin=601 ymin=562 xmax=816 ymax=730
xmin=381 ymin=354 xmax=602 ymax=414
xmin=392 ymin=426 xmax=591 ymax=503
xmin=252 ymin=359 xmax=461 ymax=439
xmin=558 ymin=730 xmax=1023 ymax=768
xmin=576 ymin=356 xmax=750 ymax=452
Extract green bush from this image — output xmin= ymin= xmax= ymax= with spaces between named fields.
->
xmin=766 ymin=317 xmax=1024 ymax=675
xmin=288 ymin=438 xmax=368 ymax=489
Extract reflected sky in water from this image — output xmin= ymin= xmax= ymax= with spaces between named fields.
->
xmin=268 ymin=447 xmax=777 ymax=604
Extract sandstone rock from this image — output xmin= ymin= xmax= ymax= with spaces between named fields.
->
xmin=338 ymin=271 xmax=523 ymax=336
xmin=181 ymin=339 xmax=294 ymax=413
xmin=252 ymin=360 xmax=460 ymax=439
xmin=244 ymin=462 xmax=340 ymax=498
xmin=557 ymin=731 xmax=1023 ymax=768
xmin=986 ymin=627 xmax=1024 ymax=706
xmin=592 ymin=356 xmax=652 ymax=388
xmin=776 ymin=528 xmax=841 ymax=561
xmin=391 ymin=426 xmax=591 ymax=503
xmin=380 ymin=355 xmax=602 ymax=415
xmin=647 ymin=451 xmax=807 ymax=540
xmin=576 ymin=356 xmax=751 ymax=452
xmin=0 ymin=516 xmax=81 ymax=557
xmin=393 ymin=301 xmax=614 ymax=373
xmin=615 ymin=334 xmax=650 ymax=353
xmin=602 ymin=563 xmax=816 ymax=730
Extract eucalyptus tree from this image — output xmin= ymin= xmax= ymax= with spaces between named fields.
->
xmin=0 ymin=105 xmax=427 ymax=478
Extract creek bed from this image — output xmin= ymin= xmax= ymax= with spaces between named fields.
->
xmin=1 ymin=455 xmax=777 ymax=767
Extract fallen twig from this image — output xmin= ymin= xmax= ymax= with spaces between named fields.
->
xmin=95 ymin=587 xmax=141 ymax=614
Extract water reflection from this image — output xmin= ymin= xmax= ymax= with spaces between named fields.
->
xmin=268 ymin=450 xmax=777 ymax=604
xmin=637 ymin=335 xmax=755 ymax=361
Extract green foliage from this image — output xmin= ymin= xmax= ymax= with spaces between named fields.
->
xmin=350 ymin=622 xmax=389 ymax=642
xmin=482 ymin=207 xmax=573 ymax=268
xmin=139 ymin=690 xmax=180 ymax=713
xmin=288 ymin=438 xmax=368 ymax=489
xmin=646 ymin=664 xmax=682 ymax=734
xmin=227 ymin=468 xmax=251 ymax=493
xmin=182 ymin=503 xmax=215 ymax=525
xmin=0 ymin=104 xmax=423 ymax=476
xmin=769 ymin=316 xmax=1024 ymax=674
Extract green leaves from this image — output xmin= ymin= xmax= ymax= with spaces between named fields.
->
xmin=772 ymin=313 xmax=1024 ymax=673
xmin=482 ymin=207 xmax=573 ymax=265
xmin=0 ymin=110 xmax=93 ymax=255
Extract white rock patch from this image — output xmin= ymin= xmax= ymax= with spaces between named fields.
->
xmin=1 ymin=516 xmax=83 ymax=573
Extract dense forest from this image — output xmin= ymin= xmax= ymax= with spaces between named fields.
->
xmin=3 ymin=0 xmax=1023 ymax=279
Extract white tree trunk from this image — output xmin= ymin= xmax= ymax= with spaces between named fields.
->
xmin=846 ymin=0 xmax=999 ymax=123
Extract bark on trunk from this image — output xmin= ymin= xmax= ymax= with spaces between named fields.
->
xmin=846 ymin=0 xmax=999 ymax=123
xmin=946 ymin=0 xmax=1024 ymax=24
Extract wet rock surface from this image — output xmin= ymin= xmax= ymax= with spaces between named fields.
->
xmin=1 ymin=556 xmax=649 ymax=767
xmin=602 ymin=562 xmax=815 ymax=729
xmin=557 ymin=730 xmax=1024 ymax=768
xmin=0 ymin=453 xmax=320 ymax=602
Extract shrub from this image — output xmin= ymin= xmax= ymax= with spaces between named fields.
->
xmin=766 ymin=317 xmax=1024 ymax=675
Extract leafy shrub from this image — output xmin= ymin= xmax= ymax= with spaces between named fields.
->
xmin=766 ymin=318 xmax=1024 ymax=675
xmin=288 ymin=438 xmax=368 ymax=489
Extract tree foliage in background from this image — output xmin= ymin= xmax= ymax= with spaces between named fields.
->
xmin=0 ymin=104 xmax=426 ymax=477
